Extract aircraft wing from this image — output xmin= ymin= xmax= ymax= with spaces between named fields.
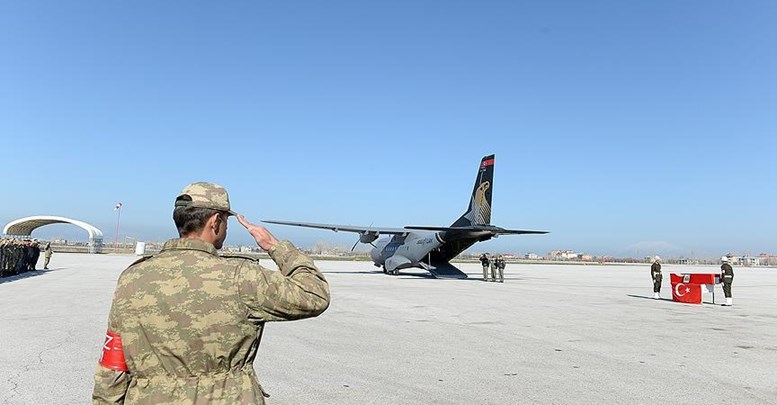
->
xmin=262 ymin=220 xmax=411 ymax=235
xmin=404 ymin=225 xmax=548 ymax=235
xmin=491 ymin=229 xmax=549 ymax=235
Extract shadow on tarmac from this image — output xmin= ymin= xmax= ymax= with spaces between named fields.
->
xmin=0 ymin=268 xmax=55 ymax=285
xmin=321 ymin=270 xmax=438 ymax=279
xmin=321 ymin=270 xmax=528 ymax=282
xmin=627 ymin=294 xmax=674 ymax=302
xmin=627 ymin=294 xmax=722 ymax=305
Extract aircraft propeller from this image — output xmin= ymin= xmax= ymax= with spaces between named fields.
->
xmin=351 ymin=230 xmax=380 ymax=251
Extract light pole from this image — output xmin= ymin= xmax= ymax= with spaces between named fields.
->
xmin=114 ymin=202 xmax=122 ymax=252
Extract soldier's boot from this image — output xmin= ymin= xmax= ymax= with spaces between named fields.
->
xmin=653 ymin=292 xmax=660 ymax=299
xmin=723 ymin=297 xmax=733 ymax=306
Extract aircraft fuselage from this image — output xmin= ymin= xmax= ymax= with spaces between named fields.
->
xmin=263 ymin=154 xmax=547 ymax=279
xmin=370 ymin=232 xmax=444 ymax=273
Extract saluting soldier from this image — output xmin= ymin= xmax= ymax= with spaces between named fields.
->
xmin=43 ymin=242 xmax=53 ymax=269
xmin=0 ymin=239 xmax=6 ymax=276
xmin=720 ymin=256 xmax=734 ymax=306
xmin=480 ymin=253 xmax=490 ymax=281
xmin=19 ymin=240 xmax=29 ymax=273
xmin=651 ymin=256 xmax=662 ymax=299
xmin=93 ymin=182 xmax=331 ymax=404
xmin=12 ymin=240 xmax=23 ymax=275
xmin=30 ymin=240 xmax=41 ymax=271
xmin=2 ymin=240 xmax=12 ymax=276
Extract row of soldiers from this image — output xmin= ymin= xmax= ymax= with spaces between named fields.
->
xmin=479 ymin=253 xmax=506 ymax=283
xmin=0 ymin=239 xmax=53 ymax=277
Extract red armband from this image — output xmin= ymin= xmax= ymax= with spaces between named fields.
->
xmin=99 ymin=330 xmax=128 ymax=371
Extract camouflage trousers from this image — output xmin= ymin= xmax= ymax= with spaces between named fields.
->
xmin=482 ymin=265 xmax=489 ymax=280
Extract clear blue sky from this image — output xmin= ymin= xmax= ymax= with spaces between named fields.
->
xmin=1 ymin=1 xmax=775 ymax=258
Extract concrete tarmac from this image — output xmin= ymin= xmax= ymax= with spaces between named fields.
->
xmin=1 ymin=253 xmax=776 ymax=404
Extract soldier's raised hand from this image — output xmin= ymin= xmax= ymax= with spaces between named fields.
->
xmin=237 ymin=215 xmax=278 ymax=251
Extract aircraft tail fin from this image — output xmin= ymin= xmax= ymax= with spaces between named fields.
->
xmin=451 ymin=154 xmax=494 ymax=227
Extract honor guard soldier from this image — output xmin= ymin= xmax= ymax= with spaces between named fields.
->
xmin=92 ymin=182 xmax=330 ymax=404
xmin=480 ymin=253 xmax=490 ymax=281
xmin=720 ymin=256 xmax=734 ymax=306
xmin=650 ymin=256 xmax=662 ymax=299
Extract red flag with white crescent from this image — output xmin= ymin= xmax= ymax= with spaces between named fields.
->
xmin=671 ymin=281 xmax=702 ymax=304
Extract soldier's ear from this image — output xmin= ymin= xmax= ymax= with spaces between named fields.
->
xmin=209 ymin=212 xmax=222 ymax=232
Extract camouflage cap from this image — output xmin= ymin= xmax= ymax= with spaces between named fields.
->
xmin=175 ymin=182 xmax=237 ymax=216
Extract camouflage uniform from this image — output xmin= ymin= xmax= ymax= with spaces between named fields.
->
xmin=18 ymin=241 xmax=28 ymax=273
xmin=93 ymin=182 xmax=330 ymax=404
xmin=30 ymin=241 xmax=40 ymax=270
xmin=0 ymin=240 xmax=6 ymax=276
xmin=44 ymin=242 xmax=53 ymax=269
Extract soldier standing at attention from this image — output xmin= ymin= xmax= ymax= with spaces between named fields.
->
xmin=92 ymin=182 xmax=331 ymax=404
xmin=490 ymin=254 xmax=499 ymax=282
xmin=720 ymin=256 xmax=734 ymax=306
xmin=31 ymin=240 xmax=41 ymax=270
xmin=0 ymin=239 xmax=6 ymax=277
xmin=43 ymin=242 xmax=53 ymax=270
xmin=480 ymin=253 xmax=490 ymax=281
xmin=496 ymin=254 xmax=506 ymax=283
xmin=651 ymin=256 xmax=662 ymax=299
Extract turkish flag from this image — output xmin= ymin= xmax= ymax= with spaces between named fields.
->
xmin=671 ymin=282 xmax=702 ymax=304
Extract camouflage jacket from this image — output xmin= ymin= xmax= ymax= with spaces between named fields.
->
xmin=93 ymin=238 xmax=330 ymax=404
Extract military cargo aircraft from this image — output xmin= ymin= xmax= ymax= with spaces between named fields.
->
xmin=264 ymin=155 xmax=547 ymax=279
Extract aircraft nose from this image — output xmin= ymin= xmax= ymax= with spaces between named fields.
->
xmin=370 ymin=246 xmax=382 ymax=263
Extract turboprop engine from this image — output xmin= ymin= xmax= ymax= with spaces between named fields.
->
xmin=350 ymin=230 xmax=381 ymax=251
xmin=358 ymin=231 xmax=380 ymax=244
